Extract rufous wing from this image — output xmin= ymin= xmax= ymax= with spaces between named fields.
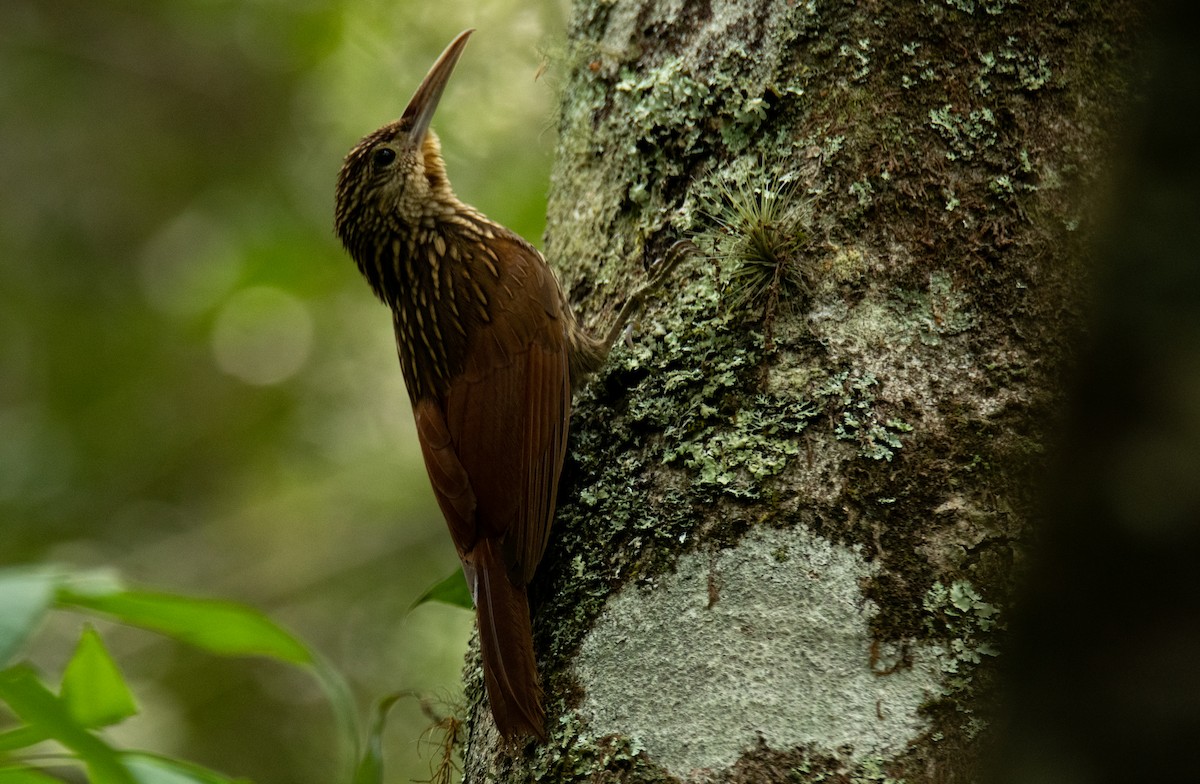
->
xmin=444 ymin=234 xmax=571 ymax=585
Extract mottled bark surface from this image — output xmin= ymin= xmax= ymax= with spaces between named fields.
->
xmin=463 ymin=1 xmax=1138 ymax=781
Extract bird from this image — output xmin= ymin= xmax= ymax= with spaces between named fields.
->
xmin=334 ymin=29 xmax=685 ymax=741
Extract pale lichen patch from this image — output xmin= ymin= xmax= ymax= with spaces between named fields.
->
xmin=573 ymin=525 xmax=943 ymax=778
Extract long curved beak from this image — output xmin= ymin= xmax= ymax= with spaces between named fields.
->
xmin=400 ymin=29 xmax=474 ymax=146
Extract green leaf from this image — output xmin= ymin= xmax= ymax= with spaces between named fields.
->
xmin=56 ymin=575 xmax=362 ymax=783
xmin=351 ymin=694 xmax=403 ymax=784
xmin=61 ymin=626 xmax=139 ymax=728
xmin=122 ymin=753 xmax=250 ymax=784
xmin=0 ymin=568 xmax=58 ymax=665
xmin=56 ymin=584 xmax=311 ymax=665
xmin=0 ymin=767 xmax=65 ymax=784
xmin=0 ymin=725 xmax=49 ymax=752
xmin=0 ymin=665 xmax=135 ymax=784
xmin=408 ymin=570 xmax=472 ymax=612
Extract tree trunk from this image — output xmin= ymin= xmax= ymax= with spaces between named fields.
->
xmin=463 ymin=1 xmax=1138 ymax=781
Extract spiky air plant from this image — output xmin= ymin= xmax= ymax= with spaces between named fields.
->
xmin=702 ymin=176 xmax=810 ymax=350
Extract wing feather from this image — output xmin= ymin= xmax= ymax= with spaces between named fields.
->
xmin=440 ymin=235 xmax=570 ymax=585
xmin=412 ymin=398 xmax=477 ymax=555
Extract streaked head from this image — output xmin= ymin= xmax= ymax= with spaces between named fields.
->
xmin=335 ymin=29 xmax=473 ymax=249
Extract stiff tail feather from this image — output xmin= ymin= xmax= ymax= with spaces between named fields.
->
xmin=465 ymin=538 xmax=545 ymax=740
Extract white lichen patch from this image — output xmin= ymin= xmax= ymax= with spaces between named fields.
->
xmin=574 ymin=525 xmax=942 ymax=778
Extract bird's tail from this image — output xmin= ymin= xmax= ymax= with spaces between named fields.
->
xmin=464 ymin=539 xmax=545 ymax=740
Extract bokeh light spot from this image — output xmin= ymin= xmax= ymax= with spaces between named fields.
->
xmin=139 ymin=210 xmax=243 ymax=317
xmin=211 ymin=286 xmax=313 ymax=386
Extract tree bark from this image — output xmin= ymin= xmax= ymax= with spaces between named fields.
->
xmin=463 ymin=1 xmax=1139 ymax=781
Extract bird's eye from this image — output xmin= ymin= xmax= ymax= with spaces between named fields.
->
xmin=372 ymin=147 xmax=397 ymax=169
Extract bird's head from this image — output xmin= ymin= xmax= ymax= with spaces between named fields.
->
xmin=335 ymin=29 xmax=473 ymax=250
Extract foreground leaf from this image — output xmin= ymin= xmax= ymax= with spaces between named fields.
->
xmin=351 ymin=694 xmax=403 ymax=784
xmin=409 ymin=570 xmax=471 ymax=612
xmin=0 ymin=666 xmax=134 ymax=784
xmin=0 ymin=767 xmax=64 ymax=783
xmin=123 ymin=753 xmax=251 ymax=784
xmin=0 ymin=569 xmax=58 ymax=666
xmin=61 ymin=626 xmax=139 ymax=728
xmin=57 ymin=586 xmax=311 ymax=665
xmin=0 ymin=726 xmax=48 ymax=753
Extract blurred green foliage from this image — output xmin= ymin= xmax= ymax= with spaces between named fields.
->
xmin=0 ymin=1 xmax=563 ymax=781
xmin=0 ymin=565 xmax=353 ymax=783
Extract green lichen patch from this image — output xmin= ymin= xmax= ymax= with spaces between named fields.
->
xmin=529 ymin=712 xmax=678 ymax=784
xmin=626 ymin=321 xmax=819 ymax=500
xmin=595 ymin=267 xmax=822 ymax=505
xmin=816 ymin=371 xmax=913 ymax=462
xmin=668 ymin=393 xmax=819 ymax=491
xmin=920 ymin=580 xmax=1004 ymax=741
xmin=941 ymin=0 xmax=1020 ymax=18
xmin=927 ymin=104 xmax=999 ymax=162
xmin=975 ymin=46 xmax=1053 ymax=94
xmin=789 ymin=749 xmax=908 ymax=784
